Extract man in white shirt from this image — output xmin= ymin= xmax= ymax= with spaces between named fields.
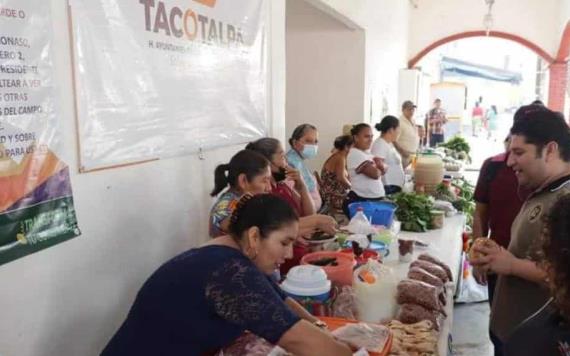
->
xmin=395 ymin=100 xmax=423 ymax=168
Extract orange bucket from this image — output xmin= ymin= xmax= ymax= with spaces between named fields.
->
xmin=301 ymin=251 xmax=355 ymax=286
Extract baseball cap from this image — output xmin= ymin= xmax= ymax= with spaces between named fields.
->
xmin=402 ymin=100 xmax=417 ymax=110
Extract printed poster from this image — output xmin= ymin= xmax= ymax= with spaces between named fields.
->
xmin=0 ymin=1 xmax=81 ymax=266
xmin=71 ymin=0 xmax=268 ymax=171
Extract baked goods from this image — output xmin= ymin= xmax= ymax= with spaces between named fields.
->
xmin=387 ymin=320 xmax=438 ymax=355
xmin=418 ymin=253 xmax=453 ymax=281
xmin=396 ymin=279 xmax=443 ymax=313
xmin=396 ymin=303 xmax=443 ymax=331
xmin=407 ymin=266 xmax=444 ymax=289
xmin=410 ymin=260 xmax=449 ymax=284
xmin=469 ymin=237 xmax=499 ymax=260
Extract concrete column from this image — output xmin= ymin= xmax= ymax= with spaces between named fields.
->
xmin=547 ymin=61 xmax=568 ymax=112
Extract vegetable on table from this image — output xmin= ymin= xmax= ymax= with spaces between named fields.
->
xmin=392 ymin=193 xmax=435 ymax=232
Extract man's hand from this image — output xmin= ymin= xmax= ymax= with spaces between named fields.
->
xmin=471 ymin=246 xmax=516 ymax=276
xmin=472 ymin=265 xmax=488 ymax=285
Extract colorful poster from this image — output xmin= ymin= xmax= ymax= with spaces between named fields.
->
xmin=71 ymin=0 xmax=268 ymax=171
xmin=0 ymin=1 xmax=81 ymax=266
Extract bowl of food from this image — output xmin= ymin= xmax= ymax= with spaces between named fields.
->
xmin=307 ymin=231 xmax=337 ymax=244
xmin=301 ymin=251 xmax=355 ymax=286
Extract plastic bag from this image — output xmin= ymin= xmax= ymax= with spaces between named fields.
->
xmin=216 ymin=333 xmax=275 ymax=356
xmin=332 ymin=286 xmax=358 ymax=320
xmin=346 ymin=210 xmax=376 ymax=235
xmin=397 ymin=303 xmax=443 ymax=331
xmin=332 ymin=323 xmax=391 ymax=353
xmin=396 ymin=279 xmax=444 ymax=313
xmin=455 ymin=252 xmax=489 ymax=304
xmin=410 ymin=259 xmax=449 ymax=284
xmin=353 ymin=260 xmax=398 ymax=323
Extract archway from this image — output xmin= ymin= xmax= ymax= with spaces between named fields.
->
xmin=408 ymin=31 xmax=554 ymax=69
xmin=409 ymin=25 xmax=570 ymax=114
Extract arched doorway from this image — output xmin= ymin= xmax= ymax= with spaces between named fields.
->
xmin=411 ymin=35 xmax=548 ymax=171
xmin=408 ymin=31 xmax=554 ymax=68
xmin=409 ymin=25 xmax=570 ymax=114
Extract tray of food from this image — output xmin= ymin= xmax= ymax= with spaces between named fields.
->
xmin=319 ymin=317 xmax=393 ymax=356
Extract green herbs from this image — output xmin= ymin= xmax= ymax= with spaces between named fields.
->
xmin=439 ymin=136 xmax=471 ymax=163
xmin=393 ymin=193 xmax=435 ymax=232
xmin=451 ymin=178 xmax=475 ymax=228
xmin=434 ymin=183 xmax=456 ymax=202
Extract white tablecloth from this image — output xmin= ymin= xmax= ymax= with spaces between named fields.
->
xmin=383 ymin=214 xmax=466 ymax=356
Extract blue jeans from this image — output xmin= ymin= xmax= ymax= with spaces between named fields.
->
xmin=384 ymin=185 xmax=402 ymax=195
xmin=430 ymin=133 xmax=444 ymax=147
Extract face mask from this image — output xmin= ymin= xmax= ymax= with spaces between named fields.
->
xmin=272 ymin=167 xmax=287 ymax=182
xmin=302 ymin=144 xmax=318 ymax=159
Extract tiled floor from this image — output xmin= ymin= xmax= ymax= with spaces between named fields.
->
xmin=451 ymin=302 xmax=494 ymax=356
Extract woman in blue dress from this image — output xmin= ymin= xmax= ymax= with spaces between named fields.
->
xmin=102 ymin=194 xmax=352 ymax=356
xmin=286 ymin=124 xmax=323 ymax=211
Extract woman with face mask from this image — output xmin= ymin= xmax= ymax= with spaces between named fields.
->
xmin=247 ymin=138 xmax=338 ymax=274
xmin=246 ymin=138 xmax=314 ymax=217
xmin=286 ymin=124 xmax=323 ymax=211
xmin=102 ymin=194 xmax=353 ymax=356
xmin=343 ymin=123 xmax=386 ymax=217
xmin=209 ymin=149 xmax=271 ymax=238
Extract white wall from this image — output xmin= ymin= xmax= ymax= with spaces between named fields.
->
xmin=285 ymin=0 xmax=365 ymax=171
xmin=0 ymin=1 xmax=286 ymax=355
xmin=315 ymin=0 xmax=411 ymax=120
xmin=409 ymin=0 xmax=564 ymax=63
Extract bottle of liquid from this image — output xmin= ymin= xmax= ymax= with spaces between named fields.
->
xmin=348 ymin=208 xmax=373 ymax=235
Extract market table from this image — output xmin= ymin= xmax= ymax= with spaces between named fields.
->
xmin=382 ymin=214 xmax=466 ymax=356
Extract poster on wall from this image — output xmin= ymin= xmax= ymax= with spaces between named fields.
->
xmin=0 ymin=1 xmax=81 ymax=266
xmin=70 ymin=0 xmax=268 ymax=171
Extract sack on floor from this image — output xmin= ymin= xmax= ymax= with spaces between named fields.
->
xmin=455 ymin=252 xmax=488 ymax=304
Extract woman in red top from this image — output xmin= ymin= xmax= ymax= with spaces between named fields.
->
xmin=246 ymin=138 xmax=337 ymax=273
xmin=246 ymin=138 xmax=314 ymax=217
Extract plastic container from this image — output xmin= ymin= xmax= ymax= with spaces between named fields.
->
xmin=353 ymin=261 xmax=399 ymax=324
xmin=318 ymin=317 xmax=393 ymax=356
xmin=348 ymin=201 xmax=397 ymax=227
xmin=280 ymin=265 xmax=332 ymax=302
xmin=398 ymin=239 xmax=414 ymax=262
xmin=414 ymin=155 xmax=444 ymax=194
xmin=431 ymin=210 xmax=445 ymax=229
xmin=301 ymin=251 xmax=355 ymax=286
xmin=346 ymin=207 xmax=374 ymax=234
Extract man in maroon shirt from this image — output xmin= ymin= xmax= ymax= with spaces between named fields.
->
xmin=472 ymin=138 xmax=529 ymax=299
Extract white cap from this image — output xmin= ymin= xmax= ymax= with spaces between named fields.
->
xmin=280 ymin=265 xmax=331 ymax=296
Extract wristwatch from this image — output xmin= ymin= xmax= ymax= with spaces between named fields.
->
xmin=313 ymin=320 xmax=328 ymax=329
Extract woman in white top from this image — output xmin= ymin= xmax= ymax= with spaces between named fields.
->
xmin=342 ymin=123 xmax=386 ymax=216
xmin=371 ymin=115 xmax=405 ymax=195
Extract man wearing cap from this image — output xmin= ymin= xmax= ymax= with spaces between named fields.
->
xmin=395 ymin=100 xmax=423 ymax=168
xmin=470 ymin=105 xmax=570 ymax=355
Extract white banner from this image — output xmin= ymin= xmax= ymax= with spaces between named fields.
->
xmin=0 ymin=0 xmax=80 ymax=265
xmin=71 ymin=0 xmax=268 ymax=171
